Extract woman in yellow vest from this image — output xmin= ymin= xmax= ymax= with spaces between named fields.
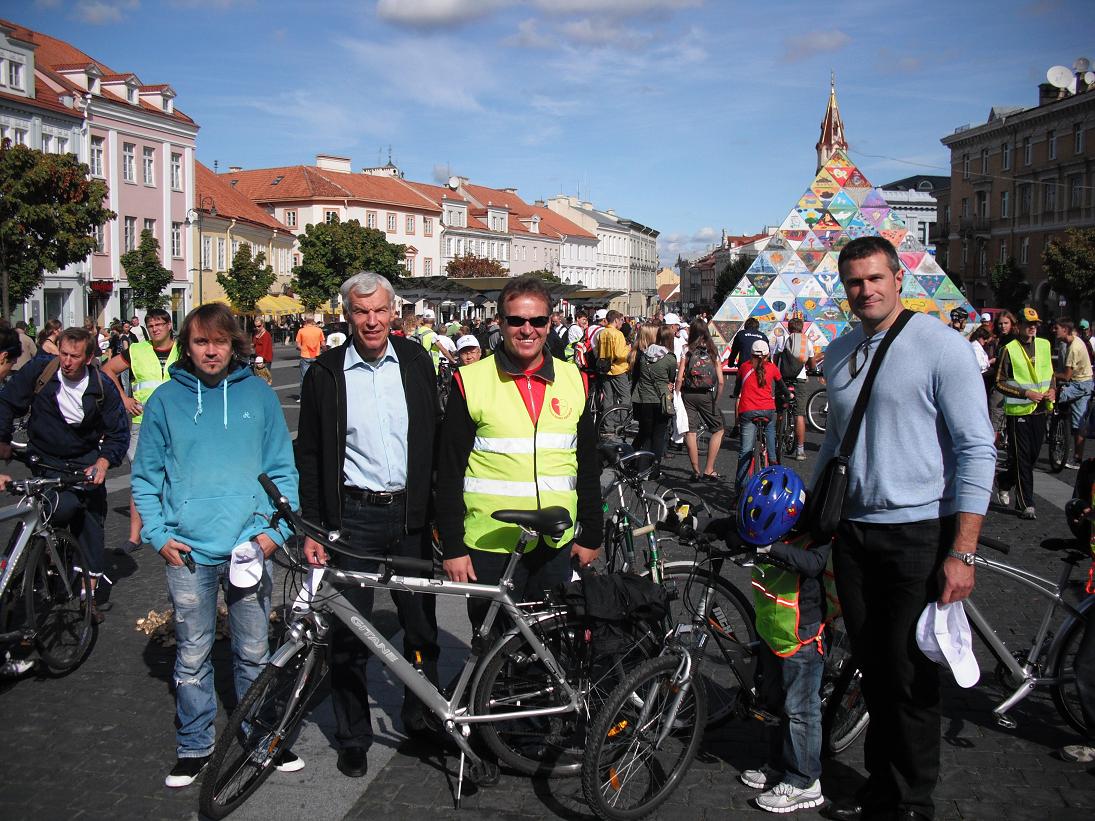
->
xmin=434 ymin=276 xmax=603 ymax=628
xmin=735 ymin=466 xmax=834 ymax=814
xmin=994 ymin=307 xmax=1056 ymax=519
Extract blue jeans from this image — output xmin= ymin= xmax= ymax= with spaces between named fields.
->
xmin=300 ymin=357 xmax=316 ymax=386
xmin=737 ymin=409 xmax=777 ymax=489
xmin=166 ymin=559 xmax=272 ymax=758
xmin=757 ymin=627 xmax=825 ymax=788
xmin=1059 ymin=379 xmax=1093 ymax=433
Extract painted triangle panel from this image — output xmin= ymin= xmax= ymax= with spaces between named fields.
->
xmin=712 ymin=146 xmax=975 ymax=350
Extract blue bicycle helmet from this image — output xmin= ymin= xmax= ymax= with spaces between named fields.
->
xmin=737 ymin=466 xmax=807 ymax=546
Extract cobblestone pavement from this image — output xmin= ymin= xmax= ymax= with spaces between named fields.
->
xmin=1 ymin=356 xmax=1092 ymax=820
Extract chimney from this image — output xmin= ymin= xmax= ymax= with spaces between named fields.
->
xmin=228 ymin=165 xmax=242 ymax=173
xmin=316 ymin=154 xmax=352 ymax=173
xmin=1038 ymin=82 xmax=1065 ymax=106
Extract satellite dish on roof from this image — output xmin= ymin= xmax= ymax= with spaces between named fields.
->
xmin=447 ymin=176 xmax=460 ymax=190
xmin=1086 ymin=71 xmax=1095 ymax=85
xmin=1047 ymin=65 xmax=1073 ymax=88
xmin=1074 ymin=57 xmax=1091 ymax=73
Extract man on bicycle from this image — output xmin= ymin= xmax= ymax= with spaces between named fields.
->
xmin=774 ymin=315 xmax=819 ymax=461
xmin=0 ymin=327 xmax=129 ymax=623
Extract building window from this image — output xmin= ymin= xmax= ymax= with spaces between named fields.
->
xmin=446 ymin=237 xmax=454 ymax=256
xmin=1000 ymin=190 xmax=1010 ymax=217
xmin=404 ymin=256 xmax=413 ymax=274
xmin=90 ymin=137 xmax=104 ymax=177
xmin=961 ymin=239 xmax=968 ymax=265
xmin=405 ymin=214 xmax=415 ymax=234
xmin=366 ymin=211 xmax=377 ymax=229
xmin=127 ymin=86 xmax=137 ymax=104
xmin=232 ymin=240 xmax=240 ymax=259
xmin=171 ymin=153 xmax=182 ymax=190
xmin=284 ymin=209 xmax=297 ymax=228
xmin=7 ymin=61 xmax=23 ymax=90
xmin=202 ymin=236 xmax=212 ymax=269
xmin=1076 ymin=123 xmax=1086 ymax=155
xmin=1045 ymin=181 xmax=1057 ymax=212
xmin=1020 ymin=236 xmax=1029 ymax=264
xmin=93 ymin=223 xmax=105 ymax=253
xmin=976 ymin=191 xmax=988 ymax=218
xmin=1070 ymin=175 xmax=1083 ymax=208
xmin=1023 ymin=136 xmax=1032 ymax=165
xmin=980 ymin=149 xmax=988 ymax=173
xmin=387 ymin=213 xmax=397 ymax=233
xmin=56 ymin=137 xmax=67 ymax=154
xmin=962 ymin=153 xmax=969 ymax=178
xmin=423 ymin=217 xmax=433 ymax=236
xmin=424 ymin=258 xmax=432 ymax=275
xmin=324 ymin=210 xmax=338 ymax=224
xmin=171 ymin=222 xmax=182 ymax=258
xmin=1001 ymin=141 xmax=1011 ymax=170
xmin=122 ymin=143 xmax=135 ymax=182
xmin=217 ymin=237 xmax=226 ymax=269
xmin=1020 ymin=184 xmax=1032 ymax=215
xmin=999 ymin=241 xmax=1007 ymax=262
xmin=124 ymin=217 xmax=136 ymax=251
xmin=1048 ymin=129 xmax=1057 ymax=160
xmin=143 ymin=147 xmax=155 ymax=185
xmin=143 ymin=219 xmax=155 ymax=239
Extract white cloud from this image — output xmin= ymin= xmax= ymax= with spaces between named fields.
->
xmin=238 ymin=90 xmax=389 ymax=149
xmin=74 ymin=0 xmax=139 ymax=24
xmin=376 ymin=0 xmax=511 ymax=28
xmin=529 ymin=94 xmax=579 ymax=116
xmin=782 ymin=30 xmax=851 ymax=63
xmin=658 ymin=226 xmax=721 ymax=260
xmin=560 ymin=18 xmax=652 ymax=48
xmin=535 ymin=0 xmax=701 ymax=15
xmin=504 ymin=18 xmax=555 ymax=48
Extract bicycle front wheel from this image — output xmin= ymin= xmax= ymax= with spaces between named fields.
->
xmin=806 ymin=389 xmax=828 ymax=433
xmin=581 ymin=653 xmax=707 ymax=821
xmin=599 ymin=405 xmax=636 ymax=442
xmin=1049 ymin=610 xmax=1091 ymax=735
xmin=200 ymin=644 xmax=328 ymax=819
xmin=644 ymin=563 xmax=757 ymax=727
xmin=1047 ymin=415 xmax=1069 ymax=473
xmin=23 ymin=530 xmax=95 ymax=674
xmin=822 ymin=664 xmax=869 ymax=755
xmin=474 ymin=613 xmax=660 ymax=778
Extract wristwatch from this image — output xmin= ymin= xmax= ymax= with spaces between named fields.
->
xmin=947 ymin=549 xmax=976 ymax=566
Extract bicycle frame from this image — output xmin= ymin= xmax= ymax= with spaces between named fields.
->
xmin=966 ymin=552 xmax=1088 ymax=727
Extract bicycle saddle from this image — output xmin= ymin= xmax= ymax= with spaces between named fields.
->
xmin=492 ymin=507 xmax=573 ymax=539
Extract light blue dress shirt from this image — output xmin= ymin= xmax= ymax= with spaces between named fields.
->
xmin=343 ymin=340 xmax=408 ymax=492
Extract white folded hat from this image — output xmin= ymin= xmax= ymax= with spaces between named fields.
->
xmin=421 ymin=308 xmax=435 ymax=320
xmin=229 ymin=541 xmax=264 ymax=589
xmin=593 ymin=308 xmax=609 ymax=321
xmin=916 ymin=601 xmax=980 ymax=688
xmin=434 ymin=334 xmax=456 ymax=352
xmin=456 ymin=334 xmax=480 ymax=351
xmin=663 ymin=312 xmax=682 ymax=326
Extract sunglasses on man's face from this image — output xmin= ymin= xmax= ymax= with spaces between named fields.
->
xmin=504 ymin=315 xmax=550 ymax=328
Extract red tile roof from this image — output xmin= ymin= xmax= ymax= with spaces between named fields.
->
xmin=0 ymin=87 xmax=79 ymax=118
xmin=224 ymin=166 xmax=442 ymax=212
xmin=195 ymin=162 xmax=292 ymax=234
xmin=531 ymin=205 xmax=597 ymax=241
xmin=725 ymin=232 xmax=770 ymax=247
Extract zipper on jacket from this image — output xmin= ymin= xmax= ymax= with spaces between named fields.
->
xmin=527 ymin=374 xmax=541 ymax=513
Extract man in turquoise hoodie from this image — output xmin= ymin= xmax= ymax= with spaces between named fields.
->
xmin=131 ymin=303 xmax=300 ymax=789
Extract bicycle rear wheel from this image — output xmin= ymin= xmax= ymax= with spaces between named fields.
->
xmin=1049 ymin=611 xmax=1091 ymax=735
xmin=23 ymin=530 xmax=94 ymax=674
xmin=599 ymin=405 xmax=637 ymax=443
xmin=822 ymin=664 xmax=869 ymax=755
xmin=806 ymin=389 xmax=828 ymax=433
xmin=778 ymin=408 xmax=796 ymax=459
xmin=473 ymin=613 xmax=660 ymax=778
xmin=1047 ymin=414 xmax=1068 ymax=473
xmin=581 ymin=653 xmax=707 ymax=820
xmin=644 ymin=563 xmax=757 ymax=727
xmin=200 ymin=644 xmax=328 ymax=819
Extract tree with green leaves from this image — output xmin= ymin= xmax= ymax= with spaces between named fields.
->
xmin=713 ymin=254 xmax=755 ymax=308
xmin=121 ymin=229 xmax=173 ymax=310
xmin=0 ymin=141 xmax=114 ymax=317
xmin=525 ymin=268 xmax=560 ymax=283
xmin=989 ymin=256 xmax=1031 ymax=315
xmin=446 ymin=254 xmax=507 ymax=278
xmin=291 ymin=218 xmax=405 ymax=311
xmin=219 ymin=244 xmax=276 ymax=314
xmin=1044 ymin=228 xmax=1095 ymax=311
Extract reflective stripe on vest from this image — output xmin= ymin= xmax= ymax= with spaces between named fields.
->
xmin=460 ymin=356 xmax=586 ymax=553
xmin=750 ymin=535 xmax=839 ymax=657
xmin=129 ymin=341 xmax=178 ymax=424
xmin=1003 ymin=337 xmax=1052 ymax=416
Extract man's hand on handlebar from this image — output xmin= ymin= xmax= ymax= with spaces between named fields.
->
xmin=0 ymin=473 xmax=11 ymax=490
xmin=160 ymin=538 xmax=193 ymax=567
xmin=303 ymin=536 xmax=328 ymax=567
xmin=571 ymin=542 xmax=601 ymax=568
xmin=84 ymin=457 xmax=109 ymax=486
xmin=444 ymin=554 xmax=477 ymax=582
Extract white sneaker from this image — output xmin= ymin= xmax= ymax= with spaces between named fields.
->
xmin=755 ymin=780 xmax=824 ymax=813
xmin=1065 ymin=461 xmax=1081 ymax=470
xmin=1060 ymin=744 xmax=1095 ymax=763
xmin=794 ymin=450 xmax=806 ymax=461
xmin=996 ymin=489 xmax=1010 ymax=507
xmin=1020 ymin=506 xmax=1037 ymax=520
xmin=0 ymin=658 xmax=34 ymax=678
xmin=274 ymin=750 xmax=305 ymax=772
xmin=740 ymin=765 xmax=784 ymax=789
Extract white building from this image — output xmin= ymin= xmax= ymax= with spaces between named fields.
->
xmin=880 ymin=175 xmax=948 ymax=254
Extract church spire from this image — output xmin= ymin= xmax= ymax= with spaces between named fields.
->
xmin=816 ymin=73 xmax=848 ymax=172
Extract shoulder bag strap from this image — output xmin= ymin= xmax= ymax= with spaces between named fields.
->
xmin=837 ymin=309 xmax=915 ymax=459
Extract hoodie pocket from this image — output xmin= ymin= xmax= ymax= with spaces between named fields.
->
xmin=176 ymin=494 xmax=257 ymax=544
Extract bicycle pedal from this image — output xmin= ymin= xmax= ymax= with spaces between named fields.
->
xmin=467 ymin=759 xmax=500 ymax=787
xmin=995 ymin=713 xmax=1018 ymax=730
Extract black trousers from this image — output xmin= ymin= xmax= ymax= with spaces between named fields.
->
xmin=632 ymin=401 xmax=670 ymax=460
xmin=329 ymin=495 xmax=439 ymax=750
xmin=999 ymin=413 xmax=1047 ymax=510
xmin=466 ymin=542 xmax=574 ymax=633
xmin=832 ymin=516 xmax=954 ymax=819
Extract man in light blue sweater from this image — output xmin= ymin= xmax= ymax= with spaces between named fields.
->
xmin=815 ymin=237 xmax=995 ymax=821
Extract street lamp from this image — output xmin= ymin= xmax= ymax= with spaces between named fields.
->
xmin=185 ymin=196 xmax=216 ymax=306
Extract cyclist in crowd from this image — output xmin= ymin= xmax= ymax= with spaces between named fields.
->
xmin=1061 ymin=459 xmax=1095 ymax=764
xmin=456 ymin=333 xmax=481 ymax=366
xmin=949 ymin=306 xmax=969 ymax=335
xmin=677 ymin=317 xmax=725 ymax=482
xmin=412 ymin=308 xmax=441 ymax=371
xmin=0 ymin=327 xmax=130 ymax=624
xmin=1053 ymin=318 xmax=1093 ymax=469
xmin=663 ymin=312 xmax=689 ymax=451
xmin=130 ymin=303 xmax=300 ymax=789
xmin=736 ymin=467 xmax=832 ymax=814
xmin=774 ymin=315 xmax=818 ymax=462
xmin=994 ymin=308 xmax=1056 ymax=520
xmin=727 ymin=317 xmax=768 ymax=435
xmin=436 ymin=275 xmax=602 ymax=630
xmin=629 ymin=322 xmax=677 ymax=478
xmin=597 ymin=309 xmax=632 ymax=411
xmin=815 ymin=237 xmax=995 ymax=821
xmin=295 ymin=272 xmax=440 ymax=778
xmin=102 ymin=308 xmax=178 ymax=556
xmin=734 ymin=339 xmax=790 ymax=492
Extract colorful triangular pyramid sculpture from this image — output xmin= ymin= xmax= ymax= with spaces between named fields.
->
xmin=711 ymin=149 xmax=976 ymax=352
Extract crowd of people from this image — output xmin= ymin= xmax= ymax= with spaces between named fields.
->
xmin=0 ymin=240 xmax=1089 ymax=818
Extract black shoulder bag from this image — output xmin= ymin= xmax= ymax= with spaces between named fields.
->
xmin=810 ymin=310 xmax=914 ymax=540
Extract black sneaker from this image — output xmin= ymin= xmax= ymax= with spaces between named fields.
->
xmin=165 ymin=755 xmax=211 ymax=788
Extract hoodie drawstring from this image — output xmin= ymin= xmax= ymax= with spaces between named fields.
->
xmin=192 ymin=377 xmax=229 ymax=429
xmin=222 ymin=378 xmax=228 ymax=429
xmin=194 ymin=380 xmax=203 ymax=423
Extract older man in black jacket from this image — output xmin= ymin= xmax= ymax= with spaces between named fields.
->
xmin=294 ymin=271 xmax=439 ymax=779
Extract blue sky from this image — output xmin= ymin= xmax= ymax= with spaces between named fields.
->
xmin=15 ymin=0 xmax=1095 ymax=263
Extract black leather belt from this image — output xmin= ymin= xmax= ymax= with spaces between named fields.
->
xmin=343 ymin=485 xmax=406 ymax=505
